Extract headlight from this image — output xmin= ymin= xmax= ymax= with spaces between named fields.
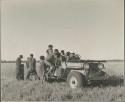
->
xmin=98 ymin=63 xmax=104 ymax=69
xmin=83 ymin=63 xmax=89 ymax=69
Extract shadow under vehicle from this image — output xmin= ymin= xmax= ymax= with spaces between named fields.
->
xmin=43 ymin=59 xmax=123 ymax=88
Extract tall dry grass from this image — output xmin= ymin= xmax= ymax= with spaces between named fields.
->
xmin=1 ymin=62 xmax=124 ymax=101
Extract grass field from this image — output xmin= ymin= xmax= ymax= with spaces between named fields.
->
xmin=1 ymin=61 xmax=125 ymax=101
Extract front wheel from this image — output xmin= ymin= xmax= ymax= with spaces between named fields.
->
xmin=67 ymin=71 xmax=85 ymax=88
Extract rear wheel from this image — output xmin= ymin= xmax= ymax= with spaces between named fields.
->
xmin=67 ymin=71 xmax=85 ymax=88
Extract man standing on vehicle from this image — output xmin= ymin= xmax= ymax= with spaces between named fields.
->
xmin=46 ymin=45 xmax=55 ymax=72
xmin=26 ymin=54 xmax=39 ymax=80
xmin=16 ymin=55 xmax=23 ymax=80
xmin=46 ymin=44 xmax=53 ymax=55
xmin=66 ymin=52 xmax=71 ymax=61
xmin=60 ymin=50 xmax=67 ymax=69
xmin=46 ymin=44 xmax=55 ymax=65
xmin=54 ymin=49 xmax=61 ymax=68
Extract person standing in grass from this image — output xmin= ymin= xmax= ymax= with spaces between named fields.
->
xmin=25 ymin=54 xmax=39 ymax=80
xmin=36 ymin=56 xmax=47 ymax=81
xmin=16 ymin=55 xmax=23 ymax=80
xmin=26 ymin=57 xmax=30 ymax=69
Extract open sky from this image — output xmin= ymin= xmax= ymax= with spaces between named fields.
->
xmin=1 ymin=0 xmax=124 ymax=60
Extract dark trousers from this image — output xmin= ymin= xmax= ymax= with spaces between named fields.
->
xmin=16 ymin=68 xmax=21 ymax=80
xmin=16 ymin=66 xmax=24 ymax=80
xmin=26 ymin=68 xmax=39 ymax=80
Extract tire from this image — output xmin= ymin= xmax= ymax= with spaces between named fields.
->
xmin=67 ymin=71 xmax=85 ymax=88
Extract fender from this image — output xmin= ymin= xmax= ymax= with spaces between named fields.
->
xmin=70 ymin=70 xmax=86 ymax=76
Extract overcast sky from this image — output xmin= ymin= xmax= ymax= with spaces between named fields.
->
xmin=1 ymin=0 xmax=124 ymax=60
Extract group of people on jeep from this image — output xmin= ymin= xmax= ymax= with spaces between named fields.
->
xmin=16 ymin=44 xmax=80 ymax=81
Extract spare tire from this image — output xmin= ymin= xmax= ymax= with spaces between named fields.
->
xmin=67 ymin=71 xmax=85 ymax=88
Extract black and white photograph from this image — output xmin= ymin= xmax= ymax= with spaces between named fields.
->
xmin=1 ymin=0 xmax=124 ymax=101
